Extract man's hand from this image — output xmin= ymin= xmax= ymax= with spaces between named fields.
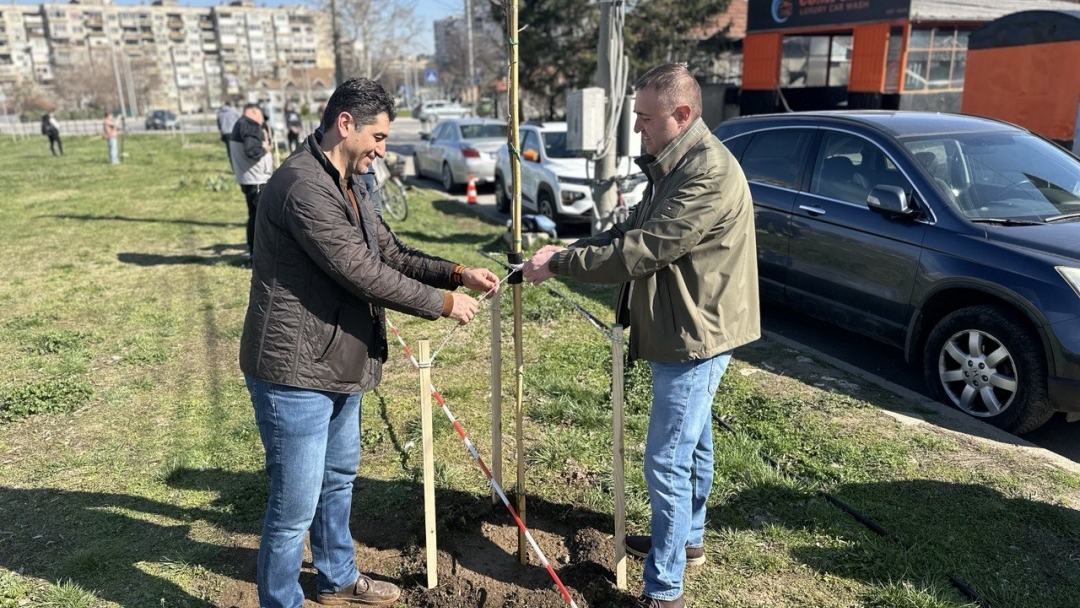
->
xmin=447 ymin=292 xmax=480 ymax=324
xmin=522 ymin=245 xmax=565 ymax=285
xmin=461 ymin=267 xmax=499 ymax=297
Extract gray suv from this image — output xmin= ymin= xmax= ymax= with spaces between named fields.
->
xmin=714 ymin=111 xmax=1080 ymax=433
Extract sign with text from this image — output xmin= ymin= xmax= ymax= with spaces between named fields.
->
xmin=747 ymin=0 xmax=910 ymax=32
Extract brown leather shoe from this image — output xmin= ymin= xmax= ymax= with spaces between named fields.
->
xmin=636 ymin=594 xmax=686 ymax=608
xmin=624 ymin=535 xmax=706 ymax=566
xmin=316 ymin=575 xmax=401 ymax=606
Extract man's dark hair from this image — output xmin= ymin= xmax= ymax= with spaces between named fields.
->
xmin=243 ymin=103 xmax=261 ymax=112
xmin=321 ymin=78 xmax=396 ymax=131
xmin=634 ymin=63 xmax=702 ymax=121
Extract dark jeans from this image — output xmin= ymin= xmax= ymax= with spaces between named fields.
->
xmin=222 ymin=134 xmax=234 ymax=171
xmin=287 ymin=131 xmax=300 ymax=152
xmin=241 ymin=183 xmax=263 ymax=255
xmin=48 ymin=134 xmax=63 ymax=156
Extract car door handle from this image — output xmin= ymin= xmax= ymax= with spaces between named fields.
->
xmin=798 ymin=204 xmax=826 ymax=216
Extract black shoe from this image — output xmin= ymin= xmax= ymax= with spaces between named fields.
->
xmin=316 ymin=575 xmax=401 ymax=606
xmin=624 ymin=535 xmax=706 ymax=566
xmin=636 ymin=594 xmax=685 ymax=608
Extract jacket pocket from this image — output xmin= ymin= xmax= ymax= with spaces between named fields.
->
xmin=319 ymin=305 xmax=373 ymax=384
xmin=316 ymin=308 xmax=342 ymax=363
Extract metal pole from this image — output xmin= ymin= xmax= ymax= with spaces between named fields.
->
xmin=419 ymin=339 xmax=438 ymax=589
xmin=122 ymin=51 xmax=138 ymax=118
xmin=330 ymin=0 xmax=342 ymax=87
xmin=465 ymin=0 xmax=476 ymax=107
xmin=592 ymin=0 xmax=619 ymax=235
xmin=490 ymin=291 xmax=503 ymax=506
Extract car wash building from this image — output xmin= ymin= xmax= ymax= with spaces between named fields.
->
xmin=740 ymin=0 xmax=1080 ymax=116
xmin=961 ymin=10 xmax=1080 ymax=153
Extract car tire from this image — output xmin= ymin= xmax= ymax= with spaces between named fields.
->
xmin=537 ymin=189 xmax=560 ymax=229
xmin=441 ymin=163 xmax=457 ymax=193
xmin=495 ymin=174 xmax=510 ymax=213
xmin=922 ymin=304 xmax=1054 ymax=434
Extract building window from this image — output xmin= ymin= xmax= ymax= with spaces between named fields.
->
xmin=904 ymin=27 xmax=969 ymax=92
xmin=781 ymin=35 xmax=852 ymax=88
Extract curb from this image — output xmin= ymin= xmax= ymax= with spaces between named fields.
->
xmin=762 ymin=329 xmax=1080 ymax=476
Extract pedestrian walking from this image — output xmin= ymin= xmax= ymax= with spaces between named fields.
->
xmin=217 ymin=100 xmax=240 ymax=167
xmin=285 ymin=103 xmax=302 ymax=152
xmin=522 ymin=63 xmax=760 ymax=608
xmin=102 ymin=111 xmax=120 ymax=164
xmin=41 ymin=112 xmax=63 ymax=156
xmin=239 ymin=77 xmax=499 ymax=608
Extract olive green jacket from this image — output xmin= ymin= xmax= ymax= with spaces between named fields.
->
xmin=549 ymin=118 xmax=760 ymax=362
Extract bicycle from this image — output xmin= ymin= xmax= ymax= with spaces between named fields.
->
xmin=373 ymin=151 xmax=409 ymax=221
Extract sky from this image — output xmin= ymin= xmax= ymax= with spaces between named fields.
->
xmin=105 ymin=0 xmax=463 ymax=54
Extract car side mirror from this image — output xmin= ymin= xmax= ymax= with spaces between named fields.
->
xmin=867 ymin=185 xmax=916 ymax=217
xmin=523 ymin=149 xmax=539 ymax=162
xmin=420 ymin=132 xmax=431 ymax=141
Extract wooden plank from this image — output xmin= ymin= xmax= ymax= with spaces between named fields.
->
xmin=611 ymin=325 xmax=627 ymax=589
xmin=419 ymin=340 xmax=437 ymax=589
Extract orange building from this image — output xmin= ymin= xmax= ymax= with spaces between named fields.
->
xmin=962 ymin=10 xmax=1080 ymax=151
xmin=741 ymin=0 xmax=1080 ymax=117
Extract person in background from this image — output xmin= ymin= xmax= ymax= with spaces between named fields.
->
xmin=103 ymin=111 xmax=120 ymax=164
xmin=217 ymin=100 xmax=240 ymax=168
xmin=41 ymin=112 xmax=62 ymax=156
xmin=227 ymin=103 xmax=273 ymax=261
xmin=285 ymin=103 xmax=303 ymax=152
xmin=522 ymin=63 xmax=760 ymax=608
xmin=239 ymin=77 xmax=498 ymax=607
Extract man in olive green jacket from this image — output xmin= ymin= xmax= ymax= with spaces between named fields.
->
xmin=523 ymin=64 xmax=759 ymax=608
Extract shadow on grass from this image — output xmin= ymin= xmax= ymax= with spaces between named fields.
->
xmin=37 ymin=213 xmax=245 ymax=228
xmin=712 ymin=478 xmax=1080 ymax=607
xmin=117 ymin=250 xmax=249 ymax=267
xmin=431 ymin=198 xmax=507 ymax=228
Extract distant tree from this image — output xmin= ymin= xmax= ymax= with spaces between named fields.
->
xmin=329 ymin=0 xmax=424 ymax=83
xmin=53 ymin=55 xmax=117 ymax=113
xmin=624 ymin=0 xmax=732 ymax=78
xmin=491 ymin=0 xmax=599 ymax=119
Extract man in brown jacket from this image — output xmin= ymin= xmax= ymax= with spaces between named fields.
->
xmin=523 ymin=64 xmax=759 ymax=608
xmin=239 ymin=78 xmax=498 ymax=607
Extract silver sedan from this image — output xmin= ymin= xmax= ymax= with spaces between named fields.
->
xmin=413 ymin=118 xmax=507 ymax=192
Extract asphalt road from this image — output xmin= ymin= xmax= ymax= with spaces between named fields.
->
xmin=388 ymin=118 xmax=1080 ymax=464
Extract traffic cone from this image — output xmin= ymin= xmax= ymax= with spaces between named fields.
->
xmin=466 ymin=174 xmax=478 ymax=204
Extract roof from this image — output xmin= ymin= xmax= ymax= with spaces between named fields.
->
xmin=969 ymin=10 xmax=1080 ymax=49
xmin=910 ymin=0 xmax=1080 ymax=23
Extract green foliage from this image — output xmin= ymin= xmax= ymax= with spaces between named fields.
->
xmin=38 ymin=579 xmax=97 ymax=608
xmin=0 ymin=377 xmax=93 ymax=422
xmin=0 ymin=571 xmax=32 ymax=608
xmin=625 ymin=0 xmax=735 ymax=77
xmin=26 ymin=330 xmax=90 ymax=356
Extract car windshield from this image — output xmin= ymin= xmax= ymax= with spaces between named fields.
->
xmin=903 ymin=131 xmax=1080 ymax=222
xmin=541 ymin=131 xmax=575 ymax=159
xmin=459 ymin=124 xmax=507 ymax=139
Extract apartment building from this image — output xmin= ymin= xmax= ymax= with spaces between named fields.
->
xmin=0 ymin=0 xmax=329 ymax=113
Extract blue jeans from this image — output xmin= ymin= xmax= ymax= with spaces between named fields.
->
xmin=107 ymin=137 xmax=118 ymax=164
xmin=246 ymin=377 xmax=362 ymax=608
xmin=643 ymin=352 xmax=731 ymax=600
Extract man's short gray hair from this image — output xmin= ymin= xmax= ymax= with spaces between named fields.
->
xmin=634 ymin=63 xmax=702 ymax=121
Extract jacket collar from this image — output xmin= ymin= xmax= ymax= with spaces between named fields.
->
xmin=304 ymin=129 xmax=345 ymax=184
xmin=634 ymin=117 xmax=710 ymax=182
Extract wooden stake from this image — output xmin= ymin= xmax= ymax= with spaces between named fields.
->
xmin=491 ymin=291 xmax=503 ymax=506
xmin=611 ymin=325 xmax=627 ymax=589
xmin=419 ymin=340 xmax=437 ymax=589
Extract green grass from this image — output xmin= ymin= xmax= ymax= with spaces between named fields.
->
xmin=1 ymin=133 xmax=1079 ymax=607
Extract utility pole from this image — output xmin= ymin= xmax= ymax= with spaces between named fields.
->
xmin=465 ymin=0 xmax=475 ymax=106
xmin=109 ymin=44 xmax=128 ymax=120
xmin=330 ymin=0 xmax=342 ymax=87
xmin=591 ymin=0 xmax=620 ymax=235
xmin=122 ymin=51 xmax=138 ymax=117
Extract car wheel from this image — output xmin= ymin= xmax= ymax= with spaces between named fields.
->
xmin=922 ymin=304 xmax=1054 ymax=434
xmin=494 ymin=174 xmax=510 ymax=213
xmin=441 ymin=163 xmax=456 ymax=193
xmin=537 ymin=190 xmax=560 ymax=228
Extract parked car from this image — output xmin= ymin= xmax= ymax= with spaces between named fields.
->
xmin=414 ymin=118 xmax=507 ymax=192
xmin=714 ymin=111 xmax=1080 ymax=433
xmin=493 ymin=121 xmax=648 ymax=227
xmin=145 ymin=109 xmax=180 ymax=130
xmin=414 ymin=99 xmax=471 ymax=123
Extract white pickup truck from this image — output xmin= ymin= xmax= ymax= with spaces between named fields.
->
xmin=493 ymin=121 xmax=647 ymax=228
